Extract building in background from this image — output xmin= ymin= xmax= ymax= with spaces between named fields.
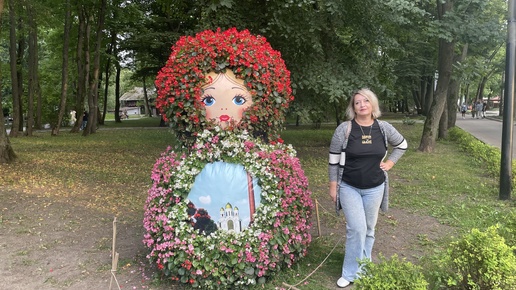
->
xmin=119 ymin=87 xmax=156 ymax=117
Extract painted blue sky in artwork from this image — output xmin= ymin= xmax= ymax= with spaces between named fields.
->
xmin=187 ymin=161 xmax=262 ymax=229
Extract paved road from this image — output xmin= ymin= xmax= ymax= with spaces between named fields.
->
xmin=455 ymin=112 xmax=516 ymax=158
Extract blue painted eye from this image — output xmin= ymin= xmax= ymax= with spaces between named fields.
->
xmin=233 ymin=95 xmax=247 ymax=106
xmin=202 ymin=96 xmax=215 ymax=106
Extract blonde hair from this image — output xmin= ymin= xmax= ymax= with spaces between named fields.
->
xmin=345 ymin=88 xmax=382 ymax=120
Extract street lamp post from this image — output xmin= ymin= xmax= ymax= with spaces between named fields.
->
xmin=500 ymin=0 xmax=516 ymax=200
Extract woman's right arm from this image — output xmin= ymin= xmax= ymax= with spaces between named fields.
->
xmin=329 ymin=181 xmax=337 ymax=202
xmin=328 ymin=123 xmax=346 ymax=201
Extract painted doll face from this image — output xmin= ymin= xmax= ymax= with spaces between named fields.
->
xmin=201 ymin=71 xmax=253 ymax=128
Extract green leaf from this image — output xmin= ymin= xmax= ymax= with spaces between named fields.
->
xmin=244 ymin=267 xmax=255 ymax=275
xmin=178 ymin=267 xmax=186 ymax=275
xmin=180 ymin=275 xmax=188 ymax=283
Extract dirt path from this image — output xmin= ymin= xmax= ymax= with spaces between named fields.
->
xmin=0 ymin=188 xmax=151 ymax=290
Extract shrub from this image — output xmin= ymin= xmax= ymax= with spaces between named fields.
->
xmin=497 ymin=210 xmax=516 ymax=249
xmin=448 ymin=127 xmax=516 ymax=188
xmin=353 ymin=254 xmax=428 ymax=290
xmin=436 ymin=225 xmax=516 ymax=290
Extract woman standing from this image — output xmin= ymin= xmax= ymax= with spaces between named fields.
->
xmin=328 ymin=88 xmax=407 ymax=288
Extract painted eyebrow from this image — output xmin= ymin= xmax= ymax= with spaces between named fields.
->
xmin=203 ymin=87 xmax=246 ymax=91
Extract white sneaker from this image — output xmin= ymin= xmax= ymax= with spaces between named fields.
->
xmin=337 ymin=277 xmax=351 ymax=288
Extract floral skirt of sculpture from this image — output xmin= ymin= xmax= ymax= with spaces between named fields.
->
xmin=143 ymin=130 xmax=313 ymax=289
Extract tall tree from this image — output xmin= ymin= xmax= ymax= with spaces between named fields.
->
xmin=114 ymin=60 xmax=121 ymax=123
xmin=446 ymin=0 xmax=506 ymax=126
xmin=71 ymin=3 xmax=89 ymax=133
xmin=7 ymin=0 xmax=22 ymax=137
xmin=419 ymin=0 xmax=455 ymax=152
xmin=142 ymin=76 xmax=152 ymax=117
xmin=83 ymin=0 xmax=106 ymax=136
xmin=446 ymin=43 xmax=468 ymax=129
xmin=25 ymin=0 xmax=38 ymax=136
xmin=0 ymin=0 xmax=17 ymax=163
xmin=101 ymin=29 xmax=117 ymax=124
xmin=51 ymin=0 xmax=72 ymax=136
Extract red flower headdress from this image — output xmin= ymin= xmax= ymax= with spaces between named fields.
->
xmin=155 ymin=28 xmax=293 ymax=145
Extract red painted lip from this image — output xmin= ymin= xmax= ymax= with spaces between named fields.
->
xmin=219 ymin=115 xmax=230 ymax=122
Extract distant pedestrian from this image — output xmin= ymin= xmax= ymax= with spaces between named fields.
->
xmin=80 ymin=111 xmax=89 ymax=130
xmin=475 ymin=101 xmax=483 ymax=119
xmin=460 ymin=103 xmax=467 ymax=119
xmin=482 ymin=101 xmax=487 ymax=118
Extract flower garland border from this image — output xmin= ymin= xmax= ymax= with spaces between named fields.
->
xmin=143 ymin=129 xmax=313 ymax=289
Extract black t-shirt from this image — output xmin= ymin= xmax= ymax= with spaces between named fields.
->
xmin=342 ymin=120 xmax=387 ymax=189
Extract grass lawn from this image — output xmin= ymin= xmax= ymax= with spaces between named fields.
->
xmin=0 ymin=115 xmax=514 ymax=289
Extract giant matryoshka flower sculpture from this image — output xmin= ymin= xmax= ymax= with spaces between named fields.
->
xmin=143 ymin=28 xmax=313 ymax=289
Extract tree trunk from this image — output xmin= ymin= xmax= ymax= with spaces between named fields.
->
xmin=102 ymin=2 xmax=119 ymax=124
xmin=447 ymin=77 xmax=460 ymax=128
xmin=101 ymin=40 xmax=115 ymax=125
xmin=83 ymin=0 xmax=106 ymax=136
xmin=142 ymin=77 xmax=152 ymax=117
xmin=82 ymin=12 xmax=92 ymax=135
xmin=419 ymin=76 xmax=429 ymax=115
xmin=71 ymin=5 xmax=88 ymax=133
xmin=8 ymin=0 xmax=20 ymax=137
xmin=0 ymin=101 xmax=16 ymax=162
xmin=26 ymin=1 xmax=38 ymax=136
xmin=333 ymin=102 xmax=341 ymax=125
xmin=419 ymin=0 xmax=455 ymax=152
xmin=35 ymin=81 xmax=42 ymax=130
xmin=0 ymin=0 xmax=17 ymax=163
xmin=475 ymin=76 xmax=487 ymax=101
xmin=447 ymin=43 xmax=468 ymax=129
xmin=52 ymin=0 xmax=71 ymax=136
xmin=114 ymin=62 xmax=121 ymax=123
xmin=411 ymin=80 xmax=422 ymax=114
xmin=439 ymin=98 xmax=448 ymax=139
xmin=419 ymin=77 xmax=426 ymax=114
xmin=16 ymin=28 xmax=24 ymax=133
xmin=464 ymin=83 xmax=470 ymax=104
xmin=424 ymin=76 xmax=434 ymax=116
xmin=30 ymin=0 xmax=42 ymax=131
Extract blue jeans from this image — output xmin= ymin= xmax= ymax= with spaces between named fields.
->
xmin=339 ymin=181 xmax=384 ymax=281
